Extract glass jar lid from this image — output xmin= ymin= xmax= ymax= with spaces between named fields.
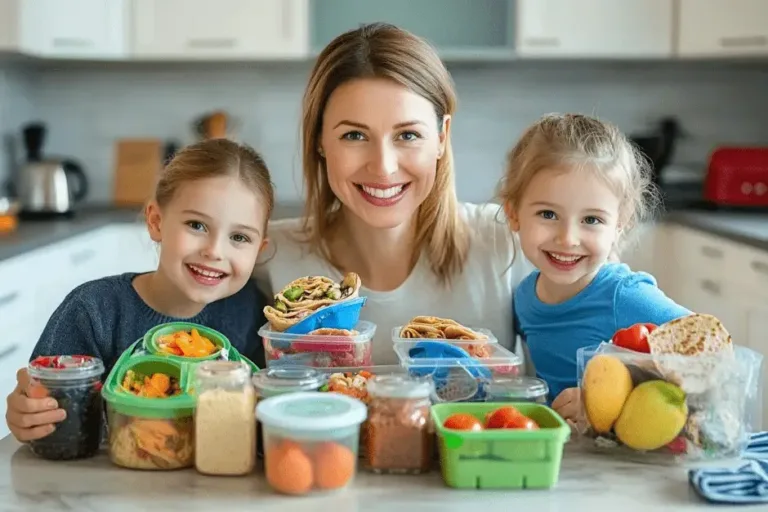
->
xmin=195 ymin=360 xmax=251 ymax=382
xmin=486 ymin=376 xmax=548 ymax=401
xmin=252 ymin=366 xmax=325 ymax=397
xmin=367 ymin=374 xmax=432 ymax=399
xmin=28 ymin=355 xmax=105 ymax=381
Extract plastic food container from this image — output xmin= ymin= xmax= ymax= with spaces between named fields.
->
xmin=391 ymin=325 xmax=499 ymax=344
xmin=576 ymin=342 xmax=763 ymax=464
xmin=256 ymin=392 xmax=367 ymax=496
xmin=393 ymin=340 xmax=523 ymax=403
xmin=431 ymin=402 xmax=570 ymax=489
xmin=194 ymin=361 xmax=256 ymax=476
xmin=364 ymin=374 xmax=434 ymax=474
xmin=144 ymin=322 xmax=232 ymax=361
xmin=260 ymin=321 xmax=376 ymax=368
xmin=26 ymin=355 xmax=105 ymax=461
xmin=252 ymin=366 xmax=326 ymax=457
xmin=485 ymin=377 xmax=548 ymax=404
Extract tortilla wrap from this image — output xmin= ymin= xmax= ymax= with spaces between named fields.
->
xmin=410 ymin=316 xmax=460 ymax=326
xmin=398 ymin=316 xmax=487 ymax=341
xmin=263 ymin=272 xmax=362 ymax=332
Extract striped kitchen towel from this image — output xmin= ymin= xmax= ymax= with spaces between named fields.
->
xmin=689 ymin=433 xmax=768 ymax=504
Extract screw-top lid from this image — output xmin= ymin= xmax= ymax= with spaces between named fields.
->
xmin=256 ymin=391 xmax=366 ymax=433
xmin=252 ymin=366 xmax=325 ymax=397
xmin=196 ymin=360 xmax=251 ymax=382
xmin=28 ymin=355 xmax=105 ymax=381
xmin=486 ymin=376 xmax=548 ymax=401
xmin=367 ymin=374 xmax=432 ymax=399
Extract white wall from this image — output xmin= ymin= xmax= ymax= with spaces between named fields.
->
xmin=1 ymin=59 xmax=767 ymax=204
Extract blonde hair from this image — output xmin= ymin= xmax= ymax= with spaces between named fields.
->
xmin=300 ymin=22 xmax=469 ymax=286
xmin=153 ymin=138 xmax=275 ymax=230
xmin=496 ymin=113 xmax=659 ymax=254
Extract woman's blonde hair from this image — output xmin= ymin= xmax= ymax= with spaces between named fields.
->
xmin=301 ymin=22 xmax=469 ymax=286
xmin=153 ymin=138 xmax=275 ymax=230
xmin=496 ymin=113 xmax=660 ymax=254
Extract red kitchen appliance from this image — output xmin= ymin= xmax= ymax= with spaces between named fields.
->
xmin=703 ymin=147 xmax=768 ymax=207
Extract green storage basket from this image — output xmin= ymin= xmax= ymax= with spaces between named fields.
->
xmin=431 ymin=402 xmax=570 ymax=490
xmin=143 ymin=322 xmax=232 ymax=362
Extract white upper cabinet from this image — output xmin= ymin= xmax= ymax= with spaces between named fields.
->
xmin=0 ymin=0 xmax=20 ymax=51
xmin=516 ymin=0 xmax=674 ymax=58
xmin=132 ymin=0 xmax=309 ymax=59
xmin=677 ymin=0 xmax=768 ymax=57
xmin=19 ymin=0 xmax=128 ymax=58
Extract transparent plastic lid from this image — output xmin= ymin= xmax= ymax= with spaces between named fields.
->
xmin=367 ymin=374 xmax=432 ymax=399
xmin=28 ymin=355 xmax=105 ymax=381
xmin=486 ymin=377 xmax=549 ymax=401
xmin=252 ymin=366 xmax=326 ymax=396
xmin=258 ymin=320 xmax=377 ymax=344
xmin=256 ymin=391 xmax=367 ymax=432
xmin=393 ymin=340 xmax=522 ymax=369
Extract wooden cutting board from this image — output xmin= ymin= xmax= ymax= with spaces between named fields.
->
xmin=113 ymin=139 xmax=164 ymax=206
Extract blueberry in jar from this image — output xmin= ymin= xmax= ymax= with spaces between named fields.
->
xmin=27 ymin=355 xmax=105 ymax=461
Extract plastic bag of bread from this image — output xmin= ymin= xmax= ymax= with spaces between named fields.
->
xmin=574 ymin=313 xmax=763 ymax=464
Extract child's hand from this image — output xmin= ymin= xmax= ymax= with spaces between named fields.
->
xmin=6 ymin=368 xmax=66 ymax=442
xmin=551 ymin=387 xmax=582 ymax=422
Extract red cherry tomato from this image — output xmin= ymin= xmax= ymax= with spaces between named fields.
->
xmin=503 ymin=415 xmax=539 ymax=430
xmin=484 ymin=406 xmax=525 ymax=429
xmin=443 ymin=413 xmax=483 ymax=431
xmin=612 ymin=323 xmax=657 ymax=353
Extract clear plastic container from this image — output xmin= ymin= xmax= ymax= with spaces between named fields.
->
xmin=259 ymin=321 xmax=376 ymax=368
xmin=252 ymin=366 xmax=326 ymax=458
xmin=194 ymin=361 xmax=256 ymax=476
xmin=27 ymin=355 xmax=105 ymax=461
xmin=391 ymin=325 xmax=499 ymax=344
xmin=393 ymin=340 xmax=523 ymax=403
xmin=364 ymin=374 xmax=434 ymax=474
xmin=486 ymin=377 xmax=549 ymax=404
xmin=256 ymin=392 xmax=367 ymax=496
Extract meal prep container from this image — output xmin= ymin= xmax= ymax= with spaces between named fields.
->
xmin=144 ymin=322 xmax=232 ymax=362
xmin=27 ymin=355 xmax=105 ymax=461
xmin=431 ymin=402 xmax=570 ymax=489
xmin=391 ymin=325 xmax=499 ymax=344
xmin=260 ymin=320 xmax=376 ymax=368
xmin=256 ymin=392 xmax=367 ymax=496
xmin=393 ymin=340 xmax=523 ymax=403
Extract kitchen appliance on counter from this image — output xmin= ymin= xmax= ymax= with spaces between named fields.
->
xmin=16 ymin=123 xmax=88 ymax=219
xmin=629 ymin=117 xmax=682 ymax=185
xmin=703 ymin=146 xmax=768 ymax=209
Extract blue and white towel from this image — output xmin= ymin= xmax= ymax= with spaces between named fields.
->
xmin=689 ymin=432 xmax=768 ymax=504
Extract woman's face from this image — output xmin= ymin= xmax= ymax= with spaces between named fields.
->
xmin=320 ymin=78 xmax=449 ymax=229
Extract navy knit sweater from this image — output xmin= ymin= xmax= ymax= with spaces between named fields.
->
xmin=30 ymin=272 xmax=268 ymax=374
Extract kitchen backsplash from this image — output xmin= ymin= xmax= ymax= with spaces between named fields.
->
xmin=0 ymin=60 xmax=767 ymax=204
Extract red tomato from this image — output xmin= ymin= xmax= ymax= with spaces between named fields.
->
xmin=612 ymin=323 xmax=656 ymax=353
xmin=443 ymin=413 xmax=483 ymax=431
xmin=484 ymin=406 xmax=525 ymax=429
xmin=665 ymin=436 xmax=687 ymax=454
xmin=503 ymin=415 xmax=539 ymax=430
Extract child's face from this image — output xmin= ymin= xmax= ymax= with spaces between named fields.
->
xmin=509 ymin=166 xmax=622 ymax=298
xmin=148 ymin=175 xmax=268 ymax=308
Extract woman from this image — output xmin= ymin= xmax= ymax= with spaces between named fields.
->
xmin=255 ymin=23 xmax=532 ymax=365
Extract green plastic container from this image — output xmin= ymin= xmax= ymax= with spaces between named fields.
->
xmin=431 ymin=402 xmax=570 ymax=490
xmin=143 ymin=322 xmax=232 ymax=362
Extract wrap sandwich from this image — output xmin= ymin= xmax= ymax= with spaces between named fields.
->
xmin=263 ymin=272 xmax=362 ymax=332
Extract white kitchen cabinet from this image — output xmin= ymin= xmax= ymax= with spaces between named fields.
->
xmin=516 ymin=0 xmax=674 ymax=58
xmin=0 ymin=0 xmax=20 ymax=51
xmin=132 ymin=0 xmax=309 ymax=60
xmin=677 ymin=0 xmax=768 ymax=57
xmin=18 ymin=0 xmax=128 ymax=59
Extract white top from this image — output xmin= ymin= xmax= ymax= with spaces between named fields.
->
xmin=253 ymin=202 xmax=534 ymax=366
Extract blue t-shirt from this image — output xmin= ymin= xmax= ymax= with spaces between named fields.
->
xmin=30 ymin=272 xmax=268 ymax=375
xmin=513 ymin=263 xmax=691 ymax=402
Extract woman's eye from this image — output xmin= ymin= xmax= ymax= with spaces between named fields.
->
xmin=186 ymin=220 xmax=206 ymax=231
xmin=231 ymin=233 xmax=251 ymax=244
xmin=583 ymin=216 xmax=603 ymax=225
xmin=341 ymin=131 xmax=366 ymax=141
xmin=537 ymin=210 xmax=557 ymax=220
xmin=398 ymin=131 xmax=421 ymax=142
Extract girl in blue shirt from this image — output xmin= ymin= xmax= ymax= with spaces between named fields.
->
xmin=497 ymin=113 xmax=690 ymax=424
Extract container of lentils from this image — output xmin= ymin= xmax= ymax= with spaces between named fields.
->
xmin=364 ymin=374 xmax=434 ymax=474
xmin=27 ymin=355 xmax=105 ymax=460
xmin=194 ymin=360 xmax=256 ymax=476
xmin=485 ymin=376 xmax=549 ymax=404
xmin=252 ymin=366 xmax=326 ymax=458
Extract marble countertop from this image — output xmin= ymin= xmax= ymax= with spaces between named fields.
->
xmin=0 ymin=436 xmax=744 ymax=511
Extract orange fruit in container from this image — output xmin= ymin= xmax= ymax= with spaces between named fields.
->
xmin=265 ymin=440 xmax=313 ymax=495
xmin=314 ymin=441 xmax=356 ymax=490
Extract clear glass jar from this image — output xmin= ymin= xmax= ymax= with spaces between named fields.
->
xmin=485 ymin=377 xmax=549 ymax=404
xmin=194 ymin=361 xmax=256 ymax=476
xmin=251 ymin=366 xmax=326 ymax=458
xmin=364 ymin=374 xmax=434 ymax=474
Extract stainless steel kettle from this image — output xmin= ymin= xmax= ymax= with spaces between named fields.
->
xmin=17 ymin=123 xmax=88 ymax=217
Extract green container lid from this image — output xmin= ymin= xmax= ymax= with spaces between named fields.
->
xmin=143 ymin=322 xmax=232 ymax=362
